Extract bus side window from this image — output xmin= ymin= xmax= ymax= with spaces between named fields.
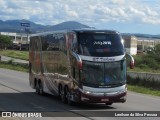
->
xmin=72 ymin=34 xmax=78 ymax=52
xmin=67 ymin=32 xmax=78 ymax=52
xmin=41 ymin=36 xmax=48 ymax=51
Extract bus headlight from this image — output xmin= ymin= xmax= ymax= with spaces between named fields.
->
xmin=84 ymin=91 xmax=91 ymax=94
xmin=80 ymin=89 xmax=92 ymax=94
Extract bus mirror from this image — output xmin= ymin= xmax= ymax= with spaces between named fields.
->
xmin=126 ymin=53 xmax=134 ymax=69
xmin=77 ymin=61 xmax=82 ymax=70
xmin=130 ymin=61 xmax=134 ymax=69
xmin=81 ymin=72 xmax=85 ymax=81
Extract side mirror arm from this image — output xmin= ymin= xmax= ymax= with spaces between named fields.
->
xmin=126 ymin=53 xmax=134 ymax=69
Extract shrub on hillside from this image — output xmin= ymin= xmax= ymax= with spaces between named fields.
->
xmin=143 ymin=55 xmax=159 ymax=69
xmin=133 ymin=53 xmax=160 ymax=70
xmin=133 ymin=55 xmax=143 ymax=67
xmin=139 ymin=64 xmax=148 ymax=69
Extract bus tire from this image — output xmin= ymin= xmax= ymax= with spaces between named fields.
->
xmin=58 ymin=84 xmax=62 ymax=98
xmin=39 ymin=81 xmax=44 ymax=96
xmin=60 ymin=88 xmax=67 ymax=104
xmin=36 ymin=80 xmax=44 ymax=96
xmin=105 ymin=103 xmax=113 ymax=105
xmin=36 ymin=82 xmax=40 ymax=95
xmin=66 ymin=88 xmax=75 ymax=106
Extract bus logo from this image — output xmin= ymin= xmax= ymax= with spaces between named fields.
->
xmin=93 ymin=57 xmax=115 ymax=62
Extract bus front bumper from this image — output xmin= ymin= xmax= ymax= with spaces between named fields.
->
xmin=79 ymin=87 xmax=127 ymax=103
xmin=80 ymin=92 xmax=127 ymax=103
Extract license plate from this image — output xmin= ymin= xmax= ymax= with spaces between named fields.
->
xmin=101 ymin=99 xmax=109 ymax=102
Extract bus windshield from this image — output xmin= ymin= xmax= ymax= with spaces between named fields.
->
xmin=81 ymin=60 xmax=126 ymax=87
xmin=78 ymin=33 xmax=124 ymax=57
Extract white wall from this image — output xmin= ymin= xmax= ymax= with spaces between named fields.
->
xmin=125 ymin=47 xmax=137 ymax=55
xmin=0 ymin=32 xmax=16 ymax=36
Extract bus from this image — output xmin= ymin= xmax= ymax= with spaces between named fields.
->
xmin=29 ymin=29 xmax=134 ymax=105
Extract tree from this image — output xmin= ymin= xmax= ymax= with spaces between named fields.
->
xmin=0 ymin=35 xmax=12 ymax=49
xmin=148 ymin=44 xmax=160 ymax=62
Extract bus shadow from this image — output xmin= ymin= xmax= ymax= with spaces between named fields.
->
xmin=0 ymin=92 xmax=116 ymax=112
xmin=41 ymin=92 xmax=116 ymax=110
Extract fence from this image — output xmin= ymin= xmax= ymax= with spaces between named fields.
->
xmin=127 ymin=72 xmax=160 ymax=81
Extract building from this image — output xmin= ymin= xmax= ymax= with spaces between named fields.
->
xmin=122 ymin=35 xmax=137 ymax=55
xmin=122 ymin=35 xmax=160 ymax=55
xmin=0 ymin=32 xmax=30 ymax=50
xmin=137 ymin=37 xmax=160 ymax=52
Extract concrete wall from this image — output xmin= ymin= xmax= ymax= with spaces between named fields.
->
xmin=127 ymin=71 xmax=160 ymax=81
xmin=122 ymin=35 xmax=137 ymax=55
xmin=125 ymin=48 xmax=137 ymax=55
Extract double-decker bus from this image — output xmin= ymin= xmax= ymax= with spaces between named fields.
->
xmin=29 ymin=29 xmax=134 ymax=105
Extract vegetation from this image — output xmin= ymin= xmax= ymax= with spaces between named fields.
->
xmin=0 ymin=61 xmax=28 ymax=72
xmin=128 ymin=85 xmax=160 ymax=96
xmin=127 ymin=44 xmax=160 ymax=90
xmin=0 ymin=34 xmax=12 ymax=49
xmin=129 ymin=44 xmax=160 ymax=73
xmin=125 ymin=45 xmax=160 ymax=96
xmin=0 ymin=50 xmax=28 ymax=60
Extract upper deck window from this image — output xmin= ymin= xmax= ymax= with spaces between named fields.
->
xmin=78 ymin=33 xmax=125 ymax=57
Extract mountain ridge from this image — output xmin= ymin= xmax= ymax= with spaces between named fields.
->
xmin=0 ymin=19 xmax=160 ymax=39
xmin=0 ymin=19 xmax=91 ymax=33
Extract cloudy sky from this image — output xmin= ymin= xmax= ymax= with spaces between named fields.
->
xmin=0 ymin=0 xmax=160 ymax=34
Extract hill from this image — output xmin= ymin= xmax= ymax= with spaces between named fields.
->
xmin=0 ymin=20 xmax=91 ymax=33
xmin=122 ymin=33 xmax=160 ymax=39
xmin=1 ymin=19 xmax=160 ymax=39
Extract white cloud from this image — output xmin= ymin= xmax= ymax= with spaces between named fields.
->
xmin=129 ymin=7 xmax=146 ymax=17
xmin=142 ymin=17 xmax=160 ymax=24
xmin=145 ymin=7 xmax=158 ymax=16
xmin=63 ymin=4 xmax=78 ymax=17
xmin=67 ymin=10 xmax=78 ymax=17
xmin=111 ymin=0 xmax=125 ymax=4
xmin=0 ymin=0 xmax=159 ymax=27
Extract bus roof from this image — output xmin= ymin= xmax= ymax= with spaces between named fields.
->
xmin=30 ymin=29 xmax=120 ymax=37
xmin=30 ymin=30 xmax=67 ymax=37
xmin=73 ymin=29 xmax=120 ymax=34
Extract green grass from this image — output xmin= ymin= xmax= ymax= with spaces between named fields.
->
xmin=128 ymin=85 xmax=160 ymax=97
xmin=126 ymin=54 xmax=160 ymax=73
xmin=0 ymin=61 xmax=28 ymax=72
xmin=0 ymin=50 xmax=29 ymax=60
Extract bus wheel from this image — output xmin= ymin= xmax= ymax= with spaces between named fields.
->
xmin=66 ymin=88 xmax=75 ymax=106
xmin=60 ymin=89 xmax=67 ymax=104
xmin=39 ymin=82 xmax=44 ymax=96
xmin=36 ymin=83 xmax=40 ymax=95
xmin=58 ymin=85 xmax=62 ymax=98
xmin=36 ymin=80 xmax=44 ymax=96
xmin=105 ymin=103 xmax=113 ymax=105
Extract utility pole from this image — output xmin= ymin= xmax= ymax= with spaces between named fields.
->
xmin=20 ymin=22 xmax=30 ymax=50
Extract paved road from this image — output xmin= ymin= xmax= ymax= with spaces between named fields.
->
xmin=0 ymin=68 xmax=160 ymax=120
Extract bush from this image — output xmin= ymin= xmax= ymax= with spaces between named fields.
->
xmin=139 ymin=64 xmax=148 ymax=69
xmin=133 ymin=55 xmax=143 ymax=67
xmin=133 ymin=52 xmax=160 ymax=71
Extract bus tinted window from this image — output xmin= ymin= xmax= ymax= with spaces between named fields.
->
xmin=81 ymin=60 xmax=126 ymax=87
xmin=78 ymin=33 xmax=124 ymax=57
